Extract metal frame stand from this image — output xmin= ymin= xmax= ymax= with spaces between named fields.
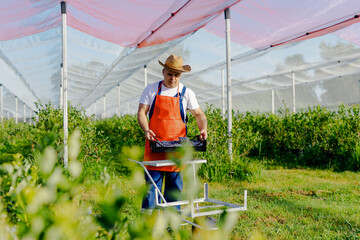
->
xmin=128 ymin=159 xmax=247 ymax=230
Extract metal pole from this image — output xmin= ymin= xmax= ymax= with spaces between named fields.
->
xmin=117 ymin=84 xmax=120 ymax=116
xmin=94 ymin=102 xmax=97 ymax=120
xmin=61 ymin=1 xmax=68 ymax=168
xmin=15 ymin=96 xmax=18 ymax=124
xmin=144 ymin=65 xmax=147 ymax=87
xmin=292 ymin=71 xmax=296 ymax=113
xmin=225 ymin=8 xmax=233 ymax=161
xmin=23 ymin=104 xmax=26 ymax=123
xmin=103 ymin=95 xmax=106 ymax=120
xmin=221 ymin=69 xmax=225 ymax=119
xmin=60 ymin=64 xmax=63 ymax=108
xmin=0 ymin=83 xmax=3 ymax=121
xmin=272 ymin=90 xmax=275 ymax=114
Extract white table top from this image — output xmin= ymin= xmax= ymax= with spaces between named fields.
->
xmin=141 ymin=159 xmax=207 ymax=167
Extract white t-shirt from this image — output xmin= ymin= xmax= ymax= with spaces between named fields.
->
xmin=139 ymin=81 xmax=199 ymax=117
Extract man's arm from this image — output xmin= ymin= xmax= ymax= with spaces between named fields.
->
xmin=189 ymin=108 xmax=207 ymax=140
xmin=137 ymin=103 xmax=156 ymax=141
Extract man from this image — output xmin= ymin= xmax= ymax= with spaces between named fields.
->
xmin=137 ymin=54 xmax=207 ymax=211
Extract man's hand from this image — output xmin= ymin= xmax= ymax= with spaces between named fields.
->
xmin=137 ymin=103 xmax=155 ymax=141
xmin=145 ymin=129 xmax=156 ymax=141
xmin=199 ymin=129 xmax=207 ymax=141
xmin=189 ymin=108 xmax=208 ymax=141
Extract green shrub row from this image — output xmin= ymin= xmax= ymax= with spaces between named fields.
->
xmin=0 ymin=120 xmax=33 ymax=163
xmin=0 ymin=103 xmax=110 ymax=179
xmin=1 ymin=103 xmax=359 ymax=182
xmin=239 ymin=105 xmax=360 ymax=171
xmin=188 ymin=104 xmax=360 ymax=172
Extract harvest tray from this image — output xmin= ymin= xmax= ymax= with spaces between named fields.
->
xmin=150 ymin=136 xmax=206 ymax=153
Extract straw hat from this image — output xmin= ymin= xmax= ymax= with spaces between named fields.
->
xmin=158 ymin=55 xmax=191 ymax=72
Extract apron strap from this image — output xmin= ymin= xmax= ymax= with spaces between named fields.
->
xmin=149 ymin=81 xmax=162 ymax=120
xmin=149 ymin=81 xmax=187 ymax=124
xmin=175 ymin=86 xmax=187 ymax=124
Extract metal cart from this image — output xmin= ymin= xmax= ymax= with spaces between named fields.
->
xmin=128 ymin=158 xmax=247 ymax=230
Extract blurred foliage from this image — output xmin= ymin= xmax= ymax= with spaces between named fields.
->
xmin=0 ymin=124 xmax=239 ymax=239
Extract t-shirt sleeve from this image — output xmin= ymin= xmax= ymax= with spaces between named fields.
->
xmin=139 ymin=85 xmax=152 ymax=105
xmin=186 ymin=88 xmax=200 ymax=110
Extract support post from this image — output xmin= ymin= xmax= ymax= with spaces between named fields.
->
xmin=225 ymin=8 xmax=233 ymax=161
xmin=61 ymin=1 xmax=68 ymax=168
xmin=0 ymin=84 xmax=3 ymax=121
xmin=23 ymin=104 xmax=26 ymax=123
xmin=94 ymin=102 xmax=97 ymax=120
xmin=272 ymin=90 xmax=275 ymax=114
xmin=15 ymin=96 xmax=18 ymax=124
xmin=117 ymin=84 xmax=120 ymax=116
xmin=292 ymin=71 xmax=296 ymax=113
xmin=102 ymin=95 xmax=106 ymax=120
xmin=60 ymin=64 xmax=64 ymax=108
xmin=144 ymin=65 xmax=148 ymax=87
xmin=221 ymin=69 xmax=225 ymax=119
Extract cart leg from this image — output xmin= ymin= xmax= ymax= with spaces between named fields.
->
xmin=142 ymin=169 xmax=168 ymax=210
xmin=192 ymin=163 xmax=199 ymax=211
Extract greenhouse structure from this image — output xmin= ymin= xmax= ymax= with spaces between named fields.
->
xmin=1 ymin=1 xmax=360 ymax=237
xmin=1 ymin=0 xmax=360 ymax=121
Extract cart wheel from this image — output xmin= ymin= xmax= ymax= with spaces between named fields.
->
xmin=191 ymin=216 xmax=218 ymax=236
xmin=205 ymin=216 xmax=217 ymax=229
xmin=191 ymin=218 xmax=199 ymax=235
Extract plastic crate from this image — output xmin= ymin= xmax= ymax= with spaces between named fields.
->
xmin=150 ymin=137 xmax=206 ymax=153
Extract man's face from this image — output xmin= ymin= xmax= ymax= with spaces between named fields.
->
xmin=162 ymin=69 xmax=182 ymax=88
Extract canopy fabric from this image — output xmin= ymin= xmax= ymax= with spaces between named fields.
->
xmin=0 ymin=1 xmax=61 ymax=41
xmin=1 ymin=0 xmax=360 ymax=120
xmin=334 ymin=22 xmax=360 ymax=46
xmin=1 ymin=0 xmax=240 ymax=46
xmin=206 ymin=0 xmax=360 ymax=49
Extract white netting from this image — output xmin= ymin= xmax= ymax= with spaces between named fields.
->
xmin=1 ymin=0 xmax=360 ymax=119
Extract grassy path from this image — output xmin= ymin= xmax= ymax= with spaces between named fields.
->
xmin=91 ymin=169 xmax=360 ymax=239
xmin=208 ymin=169 xmax=360 ymax=239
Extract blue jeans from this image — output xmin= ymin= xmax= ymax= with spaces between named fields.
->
xmin=142 ymin=170 xmax=183 ymax=210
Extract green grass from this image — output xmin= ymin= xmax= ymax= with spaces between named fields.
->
xmin=95 ymin=168 xmax=360 ymax=239
xmin=211 ymin=169 xmax=360 ymax=239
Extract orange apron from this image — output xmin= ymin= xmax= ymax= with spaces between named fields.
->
xmin=144 ymin=81 xmax=186 ymax=172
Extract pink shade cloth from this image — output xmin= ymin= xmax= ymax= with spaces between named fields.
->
xmin=137 ymin=0 xmax=241 ymax=47
xmin=66 ymin=0 xmax=174 ymax=47
xmin=0 ymin=0 xmax=240 ymax=47
xmin=205 ymin=0 xmax=360 ymax=50
xmin=334 ymin=22 xmax=360 ymax=46
xmin=1 ymin=0 xmax=360 ymax=49
xmin=66 ymin=0 xmax=240 ymax=47
xmin=271 ymin=15 xmax=360 ymax=48
xmin=0 ymin=0 xmax=61 ymax=41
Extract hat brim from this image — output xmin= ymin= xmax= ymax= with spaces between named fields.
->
xmin=158 ymin=60 xmax=191 ymax=72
